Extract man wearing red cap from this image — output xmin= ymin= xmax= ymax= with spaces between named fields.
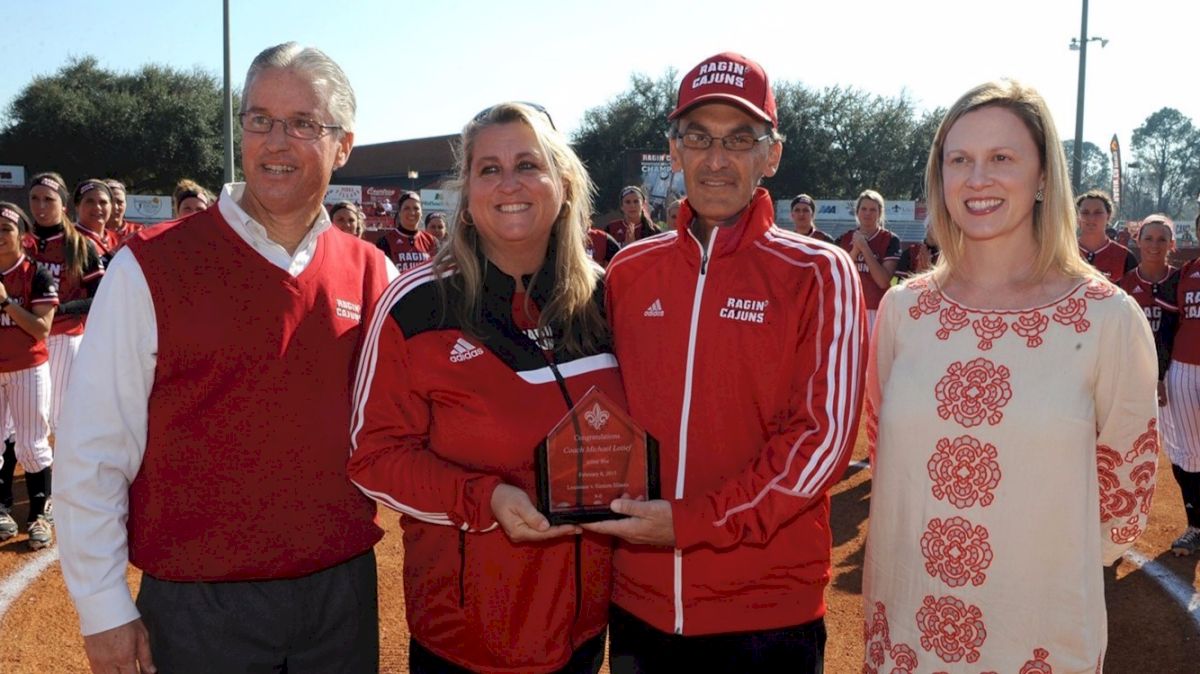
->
xmin=586 ymin=52 xmax=867 ymax=672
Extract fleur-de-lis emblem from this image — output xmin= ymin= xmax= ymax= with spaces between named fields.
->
xmin=584 ymin=402 xmax=610 ymax=430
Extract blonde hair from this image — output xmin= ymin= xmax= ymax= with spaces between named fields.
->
xmin=434 ymin=102 xmax=605 ymax=356
xmin=855 ymin=189 xmax=887 ymax=227
xmin=925 ymin=79 xmax=1097 ymax=284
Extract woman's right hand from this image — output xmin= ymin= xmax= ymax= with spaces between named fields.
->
xmin=490 ymin=484 xmax=581 ymax=542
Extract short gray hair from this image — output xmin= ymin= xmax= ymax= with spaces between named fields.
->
xmin=242 ymin=42 xmax=356 ymax=133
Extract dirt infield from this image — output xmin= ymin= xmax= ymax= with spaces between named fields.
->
xmin=1 ymin=436 xmax=1196 ymax=673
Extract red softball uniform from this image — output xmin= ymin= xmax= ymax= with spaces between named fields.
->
xmin=0 ymin=256 xmax=58 ymax=372
xmin=1080 ymin=239 xmax=1138 ymax=282
xmin=80 ymin=226 xmax=120 ymax=261
xmin=24 ymin=228 xmax=104 ymax=336
xmin=375 ymin=227 xmax=437 ymax=273
xmin=837 ymin=228 xmax=900 ymax=310
xmin=1174 ymin=259 xmax=1200 ymax=366
xmin=1120 ymin=267 xmax=1179 ymax=380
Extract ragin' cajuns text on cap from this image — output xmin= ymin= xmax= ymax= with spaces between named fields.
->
xmin=669 ymin=52 xmax=777 ymax=127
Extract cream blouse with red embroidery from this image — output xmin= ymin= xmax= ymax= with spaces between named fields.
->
xmin=862 ymin=276 xmax=1158 ymax=674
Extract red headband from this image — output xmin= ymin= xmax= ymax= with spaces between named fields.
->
xmin=0 ymin=207 xmax=21 ymax=225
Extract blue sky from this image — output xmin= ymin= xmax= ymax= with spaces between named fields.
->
xmin=1 ymin=0 xmax=1196 ymax=158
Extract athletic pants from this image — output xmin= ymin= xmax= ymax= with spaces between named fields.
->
xmin=408 ymin=630 xmax=605 ymax=674
xmin=608 ymin=604 xmax=826 ymax=674
xmin=46 ymin=332 xmax=81 ymax=433
xmin=1171 ymin=463 xmax=1200 ymax=529
xmin=136 ymin=550 xmax=379 ymax=674
xmin=0 ymin=363 xmax=52 ymax=472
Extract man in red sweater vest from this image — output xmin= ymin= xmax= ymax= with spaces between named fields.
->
xmin=587 ymin=52 xmax=867 ymax=672
xmin=55 ymin=43 xmax=394 ymax=674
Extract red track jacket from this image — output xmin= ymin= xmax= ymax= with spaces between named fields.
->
xmin=606 ymin=188 xmax=867 ymax=636
xmin=349 ymin=253 xmax=620 ymax=673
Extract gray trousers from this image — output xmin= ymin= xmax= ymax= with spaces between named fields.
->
xmin=136 ymin=550 xmax=379 ymax=674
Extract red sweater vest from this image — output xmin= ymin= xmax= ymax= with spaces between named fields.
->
xmin=126 ymin=210 xmax=388 ymax=580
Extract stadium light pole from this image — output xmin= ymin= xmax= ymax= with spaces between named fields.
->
xmin=1069 ymin=0 xmax=1107 ymax=194
xmin=222 ymin=0 xmax=235 ymax=184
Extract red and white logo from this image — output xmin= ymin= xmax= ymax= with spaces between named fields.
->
xmin=643 ymin=299 xmax=665 ymax=318
xmin=335 ymin=298 xmax=362 ymax=322
xmin=449 ymin=338 xmax=484 ymax=363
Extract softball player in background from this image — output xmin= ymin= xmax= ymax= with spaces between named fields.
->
xmin=1165 ymin=245 xmax=1200 ymax=556
xmin=26 ymin=173 xmax=104 ymax=434
xmin=0 ymin=203 xmax=58 ymax=549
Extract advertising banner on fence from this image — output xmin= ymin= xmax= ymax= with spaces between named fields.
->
xmin=420 ymin=188 xmax=459 ymax=219
xmin=325 ymin=184 xmax=363 ymax=206
xmin=126 ymin=194 xmax=174 ymax=223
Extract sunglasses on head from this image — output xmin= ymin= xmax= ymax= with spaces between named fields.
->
xmin=473 ymin=101 xmax=556 ymax=130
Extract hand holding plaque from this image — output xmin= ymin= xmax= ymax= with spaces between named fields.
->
xmin=535 ymin=386 xmax=660 ymax=524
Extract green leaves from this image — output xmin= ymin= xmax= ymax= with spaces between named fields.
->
xmin=0 ymin=57 xmax=238 ymax=194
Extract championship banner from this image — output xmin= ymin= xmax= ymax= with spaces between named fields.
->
xmin=362 ymin=186 xmax=402 ymax=231
xmin=626 ymin=151 xmax=684 ymax=223
xmin=1110 ymin=135 xmax=1122 ymax=209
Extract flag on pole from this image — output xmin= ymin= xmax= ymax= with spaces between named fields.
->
xmin=1109 ymin=135 xmax=1122 ymax=209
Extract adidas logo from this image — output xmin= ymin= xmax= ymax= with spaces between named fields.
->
xmin=643 ymin=299 xmax=665 ymax=317
xmin=1132 ymin=286 xmax=1143 ymax=294
xmin=1191 ymin=271 xmax=1200 ymax=279
xmin=449 ymin=338 xmax=484 ymax=363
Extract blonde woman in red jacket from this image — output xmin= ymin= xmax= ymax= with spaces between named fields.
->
xmin=350 ymin=102 xmax=620 ymax=674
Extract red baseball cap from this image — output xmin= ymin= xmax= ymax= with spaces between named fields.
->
xmin=669 ymin=52 xmax=777 ymax=127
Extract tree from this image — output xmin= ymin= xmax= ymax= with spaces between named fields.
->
xmin=1062 ymin=140 xmax=1111 ymax=197
xmin=570 ymin=70 xmax=677 ymax=213
xmin=1130 ymin=107 xmax=1200 ymax=217
xmin=573 ymin=73 xmax=941 ymax=212
xmin=0 ymin=56 xmax=237 ymax=194
xmin=779 ymin=85 xmax=934 ymax=200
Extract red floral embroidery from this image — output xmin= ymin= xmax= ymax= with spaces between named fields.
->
xmin=972 ymin=315 xmax=1008 ymax=350
xmin=928 ymin=435 xmax=1001 ymax=508
xmin=864 ymin=601 xmax=892 ymax=650
xmin=1125 ymin=418 xmax=1159 ymax=463
xmin=1132 ymin=460 xmax=1156 ymax=517
xmin=935 ymin=359 xmax=1012 ymax=428
xmin=1111 ymin=515 xmax=1143 ymax=544
xmin=1019 ymin=647 xmax=1054 ymax=674
xmin=1012 ymin=311 xmax=1050 ymax=347
xmin=916 ymin=595 xmax=986 ymax=664
xmin=865 ymin=398 xmax=880 ymax=465
xmin=868 ymin=640 xmax=885 ymax=667
xmin=920 ymin=517 xmax=993 ymax=588
xmin=1131 ymin=460 xmax=1155 ymax=487
xmin=936 ymin=305 xmax=970 ymax=340
xmin=862 ymin=602 xmax=919 ymax=674
xmin=1097 ymin=445 xmax=1136 ymax=520
xmin=890 ymin=644 xmax=918 ymax=673
xmin=909 ymin=286 xmax=942 ymax=320
xmin=1052 ymin=298 xmax=1090 ymax=333
xmin=1085 ymin=281 xmax=1116 ymax=300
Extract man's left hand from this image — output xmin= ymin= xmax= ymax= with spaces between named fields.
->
xmin=581 ymin=498 xmax=676 ymax=547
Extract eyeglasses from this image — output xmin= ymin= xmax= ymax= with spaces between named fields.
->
xmin=238 ymin=113 xmax=342 ymax=140
xmin=473 ymin=101 xmax=556 ymax=130
xmin=674 ymin=131 xmax=772 ymax=152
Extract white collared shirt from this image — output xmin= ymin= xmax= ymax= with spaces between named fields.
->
xmin=54 ymin=184 xmax=397 ymax=636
